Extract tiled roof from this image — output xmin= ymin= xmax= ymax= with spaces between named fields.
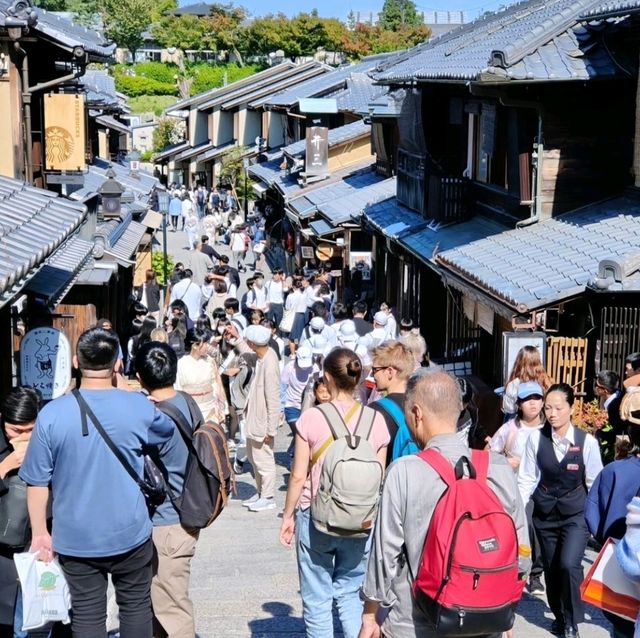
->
xmin=81 ymin=70 xmax=120 ymax=109
xmin=266 ymin=53 xmax=400 ymax=108
xmin=248 ymin=155 xmax=305 ymax=197
xmin=24 ymin=235 xmax=93 ymax=305
xmin=170 ymin=2 xmax=213 ymax=16
xmin=375 ymin=0 xmax=630 ymax=83
xmin=166 ymin=63 xmax=298 ymax=113
xmin=309 ymin=219 xmax=338 ymax=237
xmin=0 ymin=175 xmax=87 ymax=306
xmin=94 ymin=115 xmax=131 ymax=135
xmin=195 ymin=142 xmax=236 ymax=164
xmin=67 ymin=158 xmax=160 ymax=205
xmin=582 ymin=0 xmax=640 ymax=16
xmin=401 ymin=215 xmax=506 ymax=271
xmin=287 ymin=170 xmax=394 ymax=225
xmin=284 ymin=120 xmax=370 ymax=158
xmin=172 ymin=140 xmax=213 ymax=162
xmin=328 ymin=74 xmax=389 ymax=114
xmin=0 ymin=4 xmax=114 ymax=58
xmin=436 ymin=195 xmax=640 ymax=312
xmin=362 ymin=196 xmax=427 ymax=238
xmin=362 ymin=89 xmax=406 ymax=118
xmin=153 ymin=141 xmax=190 ymax=163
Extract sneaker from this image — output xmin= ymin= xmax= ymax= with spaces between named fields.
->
xmin=226 ymin=439 xmax=237 ymax=451
xmin=248 ymin=497 xmax=276 ymax=512
xmin=241 ymin=494 xmax=259 ymax=507
xmin=527 ymin=576 xmax=545 ymax=596
xmin=233 ymin=458 xmax=245 ymax=474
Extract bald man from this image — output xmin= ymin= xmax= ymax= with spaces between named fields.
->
xmin=359 ymin=369 xmax=530 ymax=638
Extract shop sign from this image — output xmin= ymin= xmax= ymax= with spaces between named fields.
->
xmin=20 ymin=328 xmax=72 ymax=400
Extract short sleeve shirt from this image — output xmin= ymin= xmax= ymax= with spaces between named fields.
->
xmin=296 ymin=400 xmax=390 ymax=510
xmin=19 ymin=389 xmax=174 ymax=558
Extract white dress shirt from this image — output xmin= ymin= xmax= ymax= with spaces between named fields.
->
xmin=517 ymin=424 xmax=603 ymax=507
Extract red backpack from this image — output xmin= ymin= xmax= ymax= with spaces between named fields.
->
xmin=413 ymin=448 xmax=525 ymax=636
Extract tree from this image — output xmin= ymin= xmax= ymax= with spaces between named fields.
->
xmin=152 ymin=15 xmax=210 ymax=51
xmin=341 ymin=21 xmax=430 ymax=58
xmin=203 ymin=4 xmax=247 ymax=64
xmin=102 ymin=0 xmax=155 ymax=61
xmin=152 ymin=117 xmax=185 ymax=153
xmin=378 ymin=0 xmax=421 ymax=30
xmin=219 ymin=146 xmax=255 ymax=207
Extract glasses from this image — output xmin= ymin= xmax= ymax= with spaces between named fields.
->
xmin=371 ymin=366 xmax=390 ymax=375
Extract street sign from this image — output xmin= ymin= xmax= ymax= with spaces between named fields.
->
xmin=46 ymin=172 xmax=85 ymax=185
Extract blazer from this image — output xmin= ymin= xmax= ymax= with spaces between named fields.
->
xmin=244 ymin=348 xmax=281 ymax=441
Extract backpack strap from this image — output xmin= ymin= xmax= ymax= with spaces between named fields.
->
xmin=376 ymin=397 xmax=406 ymax=429
xmin=470 ymin=449 xmax=490 ymax=483
xmin=316 ymin=403 xmax=353 ymax=440
xmin=353 ymin=405 xmax=376 ymax=442
xmin=418 ymin=448 xmax=457 ymax=488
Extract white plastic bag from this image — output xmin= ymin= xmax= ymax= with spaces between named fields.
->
xmin=13 ymin=551 xmax=71 ymax=630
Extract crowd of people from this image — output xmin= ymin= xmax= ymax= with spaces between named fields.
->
xmin=3 ymin=228 xmax=640 ymax=638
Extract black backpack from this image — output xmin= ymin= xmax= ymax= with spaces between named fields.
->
xmin=157 ymin=392 xmax=233 ymax=529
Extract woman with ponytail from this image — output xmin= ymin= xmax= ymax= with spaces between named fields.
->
xmin=279 ymin=348 xmax=389 ymax=638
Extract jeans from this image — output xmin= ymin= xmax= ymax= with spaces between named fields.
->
xmin=295 ymin=508 xmax=370 ymax=638
xmin=283 ymin=407 xmax=301 ymax=429
xmin=59 ymin=538 xmax=154 ymax=638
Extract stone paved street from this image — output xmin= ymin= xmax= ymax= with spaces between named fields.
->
xmin=157 ymin=227 xmax=612 ymax=638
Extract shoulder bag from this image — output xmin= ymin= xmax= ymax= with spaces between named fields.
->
xmin=72 ymin=390 xmax=166 ymax=508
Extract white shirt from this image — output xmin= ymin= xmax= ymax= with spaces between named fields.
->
xmin=294 ymin=289 xmax=308 ymax=313
xmin=517 ymin=424 xmax=603 ymax=506
xmin=266 ymin=280 xmax=284 ymax=304
xmin=247 ymin=286 xmax=268 ymax=311
xmin=286 ymin=289 xmax=302 ymax=312
xmin=170 ymin=278 xmax=202 ymax=321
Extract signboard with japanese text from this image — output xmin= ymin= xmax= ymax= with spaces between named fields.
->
xmin=20 ymin=328 xmax=72 ymax=400
xmin=305 ymin=126 xmax=329 ymax=177
xmin=44 ymin=93 xmax=86 ymax=172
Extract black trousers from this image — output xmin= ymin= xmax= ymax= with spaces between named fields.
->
xmin=533 ymin=511 xmax=589 ymax=628
xmin=58 ymin=538 xmax=153 ymax=638
xmin=525 ymin=500 xmax=544 ymax=579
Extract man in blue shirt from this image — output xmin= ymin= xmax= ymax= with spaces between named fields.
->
xmin=20 ymin=328 xmax=174 ymax=638
xmin=135 ymin=342 xmax=202 ymax=638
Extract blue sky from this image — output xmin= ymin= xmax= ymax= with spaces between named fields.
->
xmin=179 ymin=0 xmax=508 ymax=21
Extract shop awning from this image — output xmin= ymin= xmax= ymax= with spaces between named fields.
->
xmin=24 ymin=236 xmax=94 ymax=307
xmin=95 ymin=115 xmax=131 ymax=135
xmin=195 ymin=142 xmax=235 ymax=164
xmin=362 ymin=196 xmax=428 ymax=239
xmin=105 ymin=220 xmax=148 ymax=266
xmin=309 ymin=219 xmax=339 ymax=237
xmin=141 ymin=210 xmax=163 ymax=230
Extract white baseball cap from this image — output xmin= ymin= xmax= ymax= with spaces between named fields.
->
xmin=374 ymin=311 xmax=388 ymax=326
xmin=310 ymin=316 xmax=325 ymax=332
xmin=296 ymin=345 xmax=313 ymax=369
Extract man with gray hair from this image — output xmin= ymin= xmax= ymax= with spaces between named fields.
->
xmin=359 ymin=369 xmax=530 ymax=638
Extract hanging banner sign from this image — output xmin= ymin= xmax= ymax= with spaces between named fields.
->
xmin=305 ymin=126 xmax=329 ymax=177
xmin=20 ymin=327 xmax=72 ymax=400
xmin=44 ymin=93 xmax=86 ymax=172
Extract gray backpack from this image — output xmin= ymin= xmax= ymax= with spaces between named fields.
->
xmin=311 ymin=403 xmax=383 ymax=538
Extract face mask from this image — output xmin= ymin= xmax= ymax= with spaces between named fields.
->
xmin=227 ymin=337 xmax=240 ymax=346
xmin=217 ymin=327 xmax=226 ymax=334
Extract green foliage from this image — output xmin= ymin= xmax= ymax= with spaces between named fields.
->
xmin=152 ymin=15 xmax=210 ymax=51
xmin=115 ymin=75 xmax=177 ymax=97
xmin=378 ymin=0 xmax=422 ymax=30
xmin=151 ymin=251 xmax=175 ymax=287
xmin=127 ymin=62 xmax=177 ymax=84
xmin=152 ymin=117 xmax=184 ymax=152
xmin=128 ymin=94 xmax=177 ymax=115
xmin=341 ymin=22 xmax=430 ymax=57
xmin=190 ymin=64 xmax=260 ymax=95
xmin=219 ymin=146 xmax=256 ymax=202
xmin=238 ymin=12 xmax=348 ymax=58
xmin=34 ymin=0 xmax=67 ymax=10
xmin=103 ymin=0 xmax=155 ymax=58
xmin=140 ymin=150 xmax=154 ymax=162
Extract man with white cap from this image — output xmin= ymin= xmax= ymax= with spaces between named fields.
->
xmin=300 ymin=316 xmax=338 ymax=349
xmin=338 ymin=320 xmax=358 ymax=351
xmin=360 ymin=311 xmax=391 ymax=349
xmin=241 ymin=324 xmax=280 ymax=512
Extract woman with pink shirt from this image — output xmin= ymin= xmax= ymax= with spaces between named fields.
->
xmin=279 ymin=348 xmax=390 ymax=638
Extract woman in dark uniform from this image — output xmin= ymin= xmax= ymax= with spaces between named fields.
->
xmin=518 ymin=383 xmax=603 ymax=638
